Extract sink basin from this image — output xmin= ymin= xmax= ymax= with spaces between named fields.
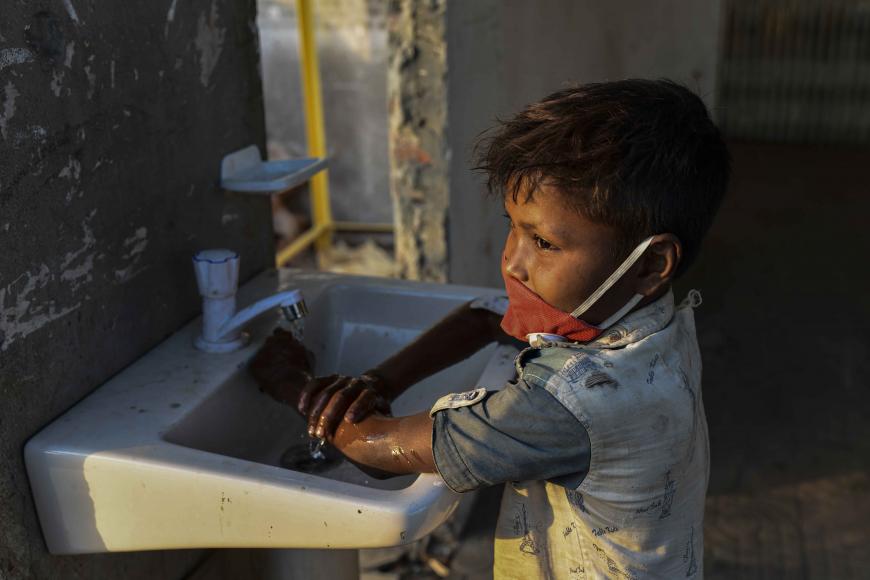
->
xmin=24 ymin=269 xmax=518 ymax=554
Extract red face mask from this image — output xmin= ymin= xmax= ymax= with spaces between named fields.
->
xmin=501 ymin=273 xmax=604 ymax=343
xmin=500 ymin=236 xmax=654 ymax=343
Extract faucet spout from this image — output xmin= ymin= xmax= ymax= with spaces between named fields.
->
xmin=216 ymin=289 xmax=305 ymax=341
xmin=192 ymin=249 xmax=306 ymax=353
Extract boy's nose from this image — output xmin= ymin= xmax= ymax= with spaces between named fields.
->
xmin=503 ymin=248 xmax=528 ymax=282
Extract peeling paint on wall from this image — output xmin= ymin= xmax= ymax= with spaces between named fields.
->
xmin=0 ymin=210 xmax=99 ymax=350
xmin=59 ymin=211 xmax=97 ymax=291
xmin=0 ymin=265 xmax=82 ymax=352
xmin=59 ymin=155 xmax=83 ymax=201
xmin=1 ymin=82 xmax=19 ymax=140
xmin=58 ymin=156 xmax=82 ymax=180
xmin=59 ymin=255 xmax=94 ymax=290
xmin=23 ymin=125 xmax=47 ymax=143
xmin=84 ymin=56 xmax=96 ymax=99
xmin=195 ymin=1 xmax=226 ymax=87
xmin=62 ymin=0 xmax=81 ymax=24
xmin=50 ymin=70 xmax=64 ymax=96
xmin=114 ymin=227 xmax=149 ymax=283
xmin=165 ymin=0 xmax=179 ymax=38
xmin=64 ymin=41 xmax=75 ymax=68
xmin=0 ymin=48 xmax=33 ymax=72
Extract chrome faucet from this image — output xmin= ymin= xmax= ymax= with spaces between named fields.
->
xmin=192 ymin=249 xmax=307 ymax=353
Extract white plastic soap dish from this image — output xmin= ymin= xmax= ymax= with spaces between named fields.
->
xmin=220 ymin=145 xmax=328 ymax=194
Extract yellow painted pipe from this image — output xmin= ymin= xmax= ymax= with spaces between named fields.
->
xmin=296 ymin=0 xmax=333 ymax=255
xmin=276 ymin=223 xmax=331 ymax=266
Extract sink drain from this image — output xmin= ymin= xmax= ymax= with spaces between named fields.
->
xmin=279 ymin=440 xmax=343 ymax=473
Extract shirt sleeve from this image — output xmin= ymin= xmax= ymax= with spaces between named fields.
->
xmin=430 ymin=378 xmax=591 ymax=493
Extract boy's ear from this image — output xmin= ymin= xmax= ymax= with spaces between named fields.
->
xmin=635 ymin=234 xmax=682 ymax=297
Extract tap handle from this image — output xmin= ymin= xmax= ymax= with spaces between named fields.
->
xmin=193 ymin=249 xmax=240 ymax=299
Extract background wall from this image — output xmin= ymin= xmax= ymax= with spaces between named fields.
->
xmin=0 ymin=1 xmax=272 ymax=578
xmin=678 ymin=142 xmax=870 ymax=577
xmin=258 ymin=0 xmax=391 ymax=226
xmin=718 ymin=0 xmax=870 ymax=145
xmin=446 ymin=0 xmax=723 ymax=288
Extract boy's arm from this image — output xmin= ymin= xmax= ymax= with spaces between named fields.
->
xmin=300 ymin=300 xmax=514 ymax=440
xmin=363 ymin=299 xmax=512 ymax=398
xmin=330 ymin=411 xmax=436 ymax=475
xmin=249 ymin=352 xmax=435 ymax=476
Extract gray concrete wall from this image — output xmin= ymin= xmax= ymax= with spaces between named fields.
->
xmin=446 ymin=0 xmax=722 ymax=287
xmin=387 ymin=0 xmax=450 ymax=282
xmin=0 ymin=1 xmax=272 ymax=578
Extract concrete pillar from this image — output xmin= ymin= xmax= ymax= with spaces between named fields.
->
xmin=387 ymin=0 xmax=449 ymax=282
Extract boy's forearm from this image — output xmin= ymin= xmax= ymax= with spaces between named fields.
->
xmin=370 ymin=302 xmax=507 ymax=400
xmin=263 ymin=382 xmax=435 ymax=476
xmin=330 ymin=412 xmax=436 ymax=475
xmin=264 ymin=379 xmax=436 ymax=476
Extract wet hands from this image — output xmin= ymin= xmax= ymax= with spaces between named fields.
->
xmin=298 ymin=373 xmax=392 ymax=441
xmin=249 ymin=328 xmax=313 ymax=406
xmin=249 ymin=328 xmax=394 ymax=441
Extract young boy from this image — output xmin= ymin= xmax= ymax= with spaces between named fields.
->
xmin=252 ymin=79 xmax=729 ymax=579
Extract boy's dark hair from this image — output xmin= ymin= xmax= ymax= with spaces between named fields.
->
xmin=474 ymin=79 xmax=730 ymax=276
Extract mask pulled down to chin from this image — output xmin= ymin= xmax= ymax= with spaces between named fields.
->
xmin=500 ymin=236 xmax=655 ymax=343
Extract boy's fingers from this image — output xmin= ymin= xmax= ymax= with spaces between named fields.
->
xmin=306 ymin=378 xmax=348 ymax=434
xmin=315 ymin=385 xmax=363 ymax=438
xmin=346 ymin=390 xmax=376 ymax=423
xmin=297 ymin=375 xmax=337 ymax=414
xmin=297 ymin=378 xmax=321 ymax=413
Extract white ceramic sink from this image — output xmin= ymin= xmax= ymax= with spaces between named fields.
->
xmin=25 ymin=269 xmax=518 ymax=554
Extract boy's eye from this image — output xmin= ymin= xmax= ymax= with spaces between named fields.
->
xmin=534 ymin=235 xmax=556 ymax=251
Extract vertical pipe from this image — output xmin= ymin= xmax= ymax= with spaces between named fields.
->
xmin=296 ymin=0 xmax=334 ymax=256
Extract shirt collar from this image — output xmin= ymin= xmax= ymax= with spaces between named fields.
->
xmin=586 ymin=288 xmax=675 ymax=349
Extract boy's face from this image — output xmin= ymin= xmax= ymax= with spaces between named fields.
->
xmin=502 ymin=185 xmax=636 ymax=325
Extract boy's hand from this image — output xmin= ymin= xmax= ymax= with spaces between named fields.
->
xmin=299 ymin=373 xmax=392 ymax=440
xmin=249 ymin=328 xmax=312 ymax=406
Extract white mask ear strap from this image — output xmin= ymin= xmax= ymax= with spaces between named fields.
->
xmin=596 ymin=293 xmax=643 ymax=330
xmin=571 ymin=236 xmax=655 ymax=319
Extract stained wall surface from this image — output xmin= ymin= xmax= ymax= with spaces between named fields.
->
xmin=446 ymin=0 xmax=722 ymax=288
xmin=0 ymin=1 xmax=272 ymax=578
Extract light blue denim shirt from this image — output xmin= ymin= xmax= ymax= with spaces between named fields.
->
xmin=431 ymin=295 xmax=594 ymax=493
xmin=430 ymin=289 xmax=683 ymax=494
xmin=431 ymin=289 xmax=710 ymax=579
xmin=432 ymin=372 xmax=592 ymax=493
